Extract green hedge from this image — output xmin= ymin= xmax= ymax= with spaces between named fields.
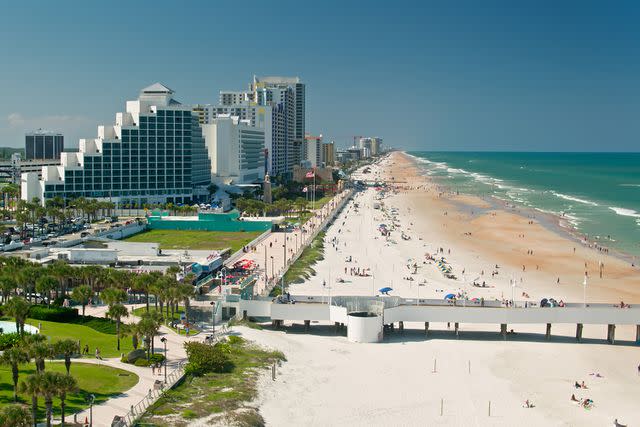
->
xmin=28 ymin=306 xmax=79 ymax=322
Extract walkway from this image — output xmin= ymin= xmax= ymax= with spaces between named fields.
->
xmin=69 ymin=303 xmax=198 ymax=426
xmin=223 ymin=190 xmax=352 ymax=296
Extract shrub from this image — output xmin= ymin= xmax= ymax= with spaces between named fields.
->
xmin=126 ymin=349 xmax=147 ymax=364
xmin=28 ymin=306 xmax=78 ymax=322
xmin=0 ymin=332 xmax=22 ymax=350
xmin=149 ymin=354 xmax=165 ymax=364
xmin=227 ymin=336 xmax=244 ymax=345
xmin=184 ymin=341 xmax=232 ymax=376
xmin=134 ymin=358 xmax=151 ymax=367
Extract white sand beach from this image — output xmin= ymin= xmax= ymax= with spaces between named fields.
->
xmin=242 ymin=151 xmax=640 ymax=427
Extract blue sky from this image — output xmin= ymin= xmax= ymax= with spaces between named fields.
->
xmin=1 ymin=1 xmax=639 ymax=151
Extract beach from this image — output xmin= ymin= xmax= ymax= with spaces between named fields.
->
xmin=244 ymin=151 xmax=640 ymax=426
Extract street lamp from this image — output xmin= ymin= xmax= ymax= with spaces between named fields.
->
xmin=87 ymin=394 xmax=95 ymax=427
xmin=583 ymin=275 xmax=587 ymax=308
xmin=270 ymin=256 xmax=274 ymax=281
xmin=209 ymin=301 xmax=215 ymax=336
xmin=160 ymin=337 xmax=167 ymax=383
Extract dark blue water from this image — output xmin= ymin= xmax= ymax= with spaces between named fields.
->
xmin=408 ymin=152 xmax=640 ymax=258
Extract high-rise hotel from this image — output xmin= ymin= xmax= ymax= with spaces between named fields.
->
xmin=21 ymin=84 xmax=210 ymax=206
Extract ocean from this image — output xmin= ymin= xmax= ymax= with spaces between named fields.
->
xmin=407 ymin=152 xmax=640 ymax=259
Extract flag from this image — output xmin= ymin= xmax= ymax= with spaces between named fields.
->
xmin=305 ymin=170 xmax=315 ymax=179
xmin=302 ymin=186 xmax=308 ymax=193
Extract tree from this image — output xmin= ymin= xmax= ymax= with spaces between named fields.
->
xmin=5 ymin=297 xmax=32 ymax=337
xmin=54 ymin=373 xmax=78 ymax=426
xmin=133 ymin=273 xmax=155 ymax=312
xmin=106 ymin=303 xmax=128 ymax=351
xmin=18 ymin=374 xmax=43 ymax=427
xmin=0 ymin=275 xmax=16 ymax=303
xmin=71 ymin=285 xmax=93 ymax=319
xmin=0 ymin=404 xmax=32 ymax=427
xmin=136 ymin=311 xmax=163 ymax=359
xmin=53 ymin=340 xmax=79 ymax=376
xmin=101 ymin=287 xmax=127 ymax=307
xmin=23 ymin=335 xmax=52 ymax=374
xmin=39 ymin=372 xmax=60 ymax=427
xmin=35 ymin=276 xmax=57 ymax=307
xmin=0 ymin=347 xmax=30 ymax=402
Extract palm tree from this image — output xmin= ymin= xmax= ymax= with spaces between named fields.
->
xmin=106 ymin=303 xmax=129 ymax=351
xmin=19 ymin=374 xmax=43 ymax=427
xmin=137 ymin=311 xmax=163 ymax=359
xmin=55 ymin=373 xmax=78 ymax=426
xmin=178 ymin=282 xmax=194 ymax=326
xmin=101 ymin=287 xmax=127 ymax=307
xmin=0 ymin=275 xmax=16 ymax=303
xmin=19 ymin=266 xmax=41 ymax=302
xmin=1 ymin=347 xmax=30 ymax=402
xmin=5 ymin=296 xmax=32 ymax=336
xmin=53 ymin=340 xmax=79 ymax=375
xmin=71 ymin=285 xmax=93 ymax=319
xmin=39 ymin=371 xmax=60 ymax=427
xmin=0 ymin=404 xmax=32 ymax=427
xmin=133 ymin=273 xmax=155 ymax=312
xmin=35 ymin=276 xmax=57 ymax=307
xmin=23 ymin=335 xmax=52 ymax=373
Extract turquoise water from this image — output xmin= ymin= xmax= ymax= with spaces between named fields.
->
xmin=407 ymin=152 xmax=640 ymax=259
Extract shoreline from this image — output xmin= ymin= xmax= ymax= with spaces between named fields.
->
xmin=384 ymin=151 xmax=640 ymax=304
xmin=404 ymin=151 xmax=639 ymax=266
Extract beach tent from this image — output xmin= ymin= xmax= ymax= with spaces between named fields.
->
xmin=379 ymin=287 xmax=393 ymax=294
xmin=444 ymin=293 xmax=456 ymax=300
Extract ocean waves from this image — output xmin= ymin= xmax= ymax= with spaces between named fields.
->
xmin=551 ymin=192 xmax=599 ymax=206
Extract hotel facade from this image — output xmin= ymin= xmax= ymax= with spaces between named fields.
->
xmin=22 ymin=83 xmax=210 ymax=206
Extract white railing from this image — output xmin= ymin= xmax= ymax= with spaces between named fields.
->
xmin=113 ymin=361 xmax=186 ymax=427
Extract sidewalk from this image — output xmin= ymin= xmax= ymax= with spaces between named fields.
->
xmin=71 ymin=304 xmax=197 ymax=426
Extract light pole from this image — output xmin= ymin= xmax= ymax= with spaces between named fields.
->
xmin=209 ymin=301 xmax=215 ymax=336
xmin=87 ymin=394 xmax=95 ymax=427
xmin=270 ymin=256 xmax=274 ymax=282
xmin=160 ymin=337 xmax=167 ymax=383
xmin=264 ymin=249 xmax=268 ymax=286
xmin=583 ymin=275 xmax=587 ymax=308
xmin=510 ymin=276 xmax=515 ymax=308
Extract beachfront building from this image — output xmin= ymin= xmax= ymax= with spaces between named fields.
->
xmin=202 ymin=115 xmax=265 ymax=185
xmin=21 ymin=83 xmax=210 ymax=206
xmin=322 ymin=140 xmax=336 ymax=167
xmin=303 ymin=134 xmax=322 ymax=168
xmin=25 ymin=130 xmax=64 ymax=160
xmin=358 ymin=137 xmax=383 ymax=157
xmin=197 ymin=103 xmax=275 ymax=175
xmin=251 ymin=76 xmax=305 ymax=177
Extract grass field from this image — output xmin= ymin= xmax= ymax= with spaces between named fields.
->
xmin=139 ymin=337 xmax=284 ymax=426
xmin=25 ymin=319 xmax=134 ymax=358
xmin=0 ymin=362 xmax=138 ymax=421
xmin=124 ymin=230 xmax=262 ymax=252
xmin=281 ymin=230 xmax=326 ymax=288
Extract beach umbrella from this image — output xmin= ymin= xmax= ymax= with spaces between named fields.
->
xmin=379 ymin=287 xmax=393 ymax=293
xmin=444 ymin=293 xmax=456 ymax=299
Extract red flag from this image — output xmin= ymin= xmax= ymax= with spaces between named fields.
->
xmin=305 ymin=170 xmax=315 ymax=179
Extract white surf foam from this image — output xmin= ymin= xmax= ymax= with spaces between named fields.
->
xmin=552 ymin=192 xmax=599 ymax=206
xmin=609 ymin=207 xmax=640 ymax=218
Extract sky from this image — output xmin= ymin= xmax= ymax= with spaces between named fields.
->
xmin=1 ymin=1 xmax=639 ymax=152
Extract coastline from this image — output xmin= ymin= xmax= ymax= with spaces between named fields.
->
xmin=249 ymin=152 xmax=640 ymax=427
xmin=404 ymin=150 xmax=640 ymax=266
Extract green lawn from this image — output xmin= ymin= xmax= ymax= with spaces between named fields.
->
xmin=0 ymin=362 xmax=138 ymax=422
xmin=124 ymin=230 xmax=262 ymax=252
xmin=139 ymin=337 xmax=284 ymax=426
xmin=281 ymin=231 xmax=326 ymax=289
xmin=25 ymin=319 xmax=134 ymax=358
